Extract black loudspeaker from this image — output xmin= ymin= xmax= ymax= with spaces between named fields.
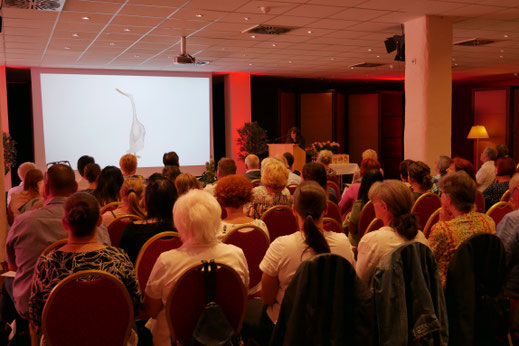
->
xmin=384 ymin=35 xmax=405 ymax=62
xmin=0 ymin=17 xmax=3 ymax=33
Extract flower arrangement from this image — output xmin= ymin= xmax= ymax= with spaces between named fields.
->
xmin=311 ymin=141 xmax=340 ymax=154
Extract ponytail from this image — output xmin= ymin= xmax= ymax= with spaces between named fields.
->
xmin=391 ymin=213 xmax=419 ymax=241
xmin=127 ymin=190 xmax=146 ymax=219
xmin=303 ymin=215 xmax=330 ymax=254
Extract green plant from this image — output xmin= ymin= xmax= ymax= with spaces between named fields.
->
xmin=236 ymin=122 xmax=269 ymax=160
xmin=199 ymin=159 xmax=217 ymax=187
xmin=3 ymin=132 xmax=16 ymax=174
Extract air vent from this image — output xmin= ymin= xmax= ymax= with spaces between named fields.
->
xmin=5 ymin=0 xmax=65 ymax=11
xmin=349 ymin=62 xmax=385 ymax=68
xmin=454 ymin=38 xmax=496 ymax=47
xmin=243 ymin=25 xmax=296 ymax=35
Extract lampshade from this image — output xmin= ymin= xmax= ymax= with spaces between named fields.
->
xmin=467 ymin=125 xmax=489 ymax=139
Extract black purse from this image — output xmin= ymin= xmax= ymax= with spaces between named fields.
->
xmin=191 ymin=260 xmax=234 ymax=346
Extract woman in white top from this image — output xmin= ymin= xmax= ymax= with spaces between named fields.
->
xmin=356 ymin=179 xmax=429 ymax=286
xmin=214 ymin=174 xmax=268 ymax=239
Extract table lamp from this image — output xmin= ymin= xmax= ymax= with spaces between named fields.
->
xmin=467 ymin=125 xmax=489 ymax=169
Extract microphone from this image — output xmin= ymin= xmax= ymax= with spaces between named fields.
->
xmin=272 ymin=135 xmax=286 ymax=143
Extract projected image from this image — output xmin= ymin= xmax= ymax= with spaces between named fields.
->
xmin=36 ymin=72 xmax=211 ymax=170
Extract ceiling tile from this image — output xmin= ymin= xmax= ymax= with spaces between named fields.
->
xmin=63 ymin=0 xmax=123 ymax=14
xmin=119 ymin=4 xmax=179 ymax=17
xmin=185 ymin=0 xmax=250 ymax=11
xmin=283 ymin=4 xmax=345 ymax=18
xmin=330 ymin=8 xmax=389 ymax=21
xmin=235 ymin=1 xmax=299 ymax=15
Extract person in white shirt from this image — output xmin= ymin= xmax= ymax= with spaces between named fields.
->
xmin=7 ymin=162 xmax=36 ymax=206
xmin=476 ymin=146 xmax=497 ymax=192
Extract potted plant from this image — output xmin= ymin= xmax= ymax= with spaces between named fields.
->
xmin=236 ymin=122 xmax=269 ymax=160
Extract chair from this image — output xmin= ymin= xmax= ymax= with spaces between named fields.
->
xmin=165 ymin=262 xmax=247 ymax=345
xmin=327 ymin=175 xmax=339 ymax=185
xmin=475 ymin=190 xmax=485 ymax=213
xmin=411 ymin=192 xmax=442 ymax=231
xmin=365 ymin=218 xmax=383 ymax=234
xmin=41 ymin=270 xmax=133 ymax=346
xmin=107 ymin=214 xmax=142 ymax=247
xmin=42 ymin=238 xmax=68 ymax=255
xmin=250 ymin=179 xmax=261 ymax=188
xmin=323 ymin=217 xmax=343 ymax=233
xmin=99 ymin=201 xmax=122 ymax=215
xmin=135 ymin=231 xmax=182 ymax=294
xmin=486 ymin=201 xmax=514 ymax=226
xmin=223 ymin=224 xmax=270 ymax=294
xmin=423 ymin=208 xmax=441 ymax=239
xmin=287 ymin=183 xmax=298 ymax=195
xmin=325 ymin=199 xmax=342 ymax=224
xmin=261 ymin=205 xmax=298 ymax=242
xmin=500 ymin=189 xmax=510 ymax=202
xmin=357 ymin=200 xmax=376 ymax=240
xmin=327 ymin=181 xmax=341 ymax=201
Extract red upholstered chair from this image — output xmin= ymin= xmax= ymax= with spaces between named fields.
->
xmin=135 ymin=231 xmax=182 ymax=294
xmin=327 ymin=175 xmax=339 ymax=185
xmin=323 ymin=217 xmax=344 ymax=234
xmin=223 ymin=224 xmax=270 ymax=294
xmin=486 ymin=201 xmax=514 ymax=227
xmin=100 ymin=201 xmax=122 ymax=215
xmin=42 ymin=238 xmax=68 ymax=255
xmin=475 ymin=190 xmax=485 ymax=213
xmin=287 ymin=183 xmax=298 ymax=195
xmin=500 ymin=190 xmax=510 ymax=202
xmin=423 ymin=208 xmax=441 ymax=239
xmin=365 ymin=218 xmax=384 ymax=234
xmin=41 ymin=270 xmax=133 ymax=346
xmin=357 ymin=200 xmax=376 ymax=240
xmin=261 ymin=205 xmax=298 ymax=242
xmin=327 ymin=181 xmax=340 ymax=201
xmin=411 ymin=192 xmax=442 ymax=231
xmin=251 ymin=179 xmax=261 ymax=188
xmin=166 ymin=262 xmax=247 ymax=345
xmin=107 ymin=214 xmax=142 ymax=247
xmin=325 ymin=200 xmax=342 ymax=224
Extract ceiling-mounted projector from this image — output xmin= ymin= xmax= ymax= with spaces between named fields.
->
xmin=174 ymin=36 xmax=209 ymax=66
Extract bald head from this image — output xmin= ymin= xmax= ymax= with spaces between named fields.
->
xmin=45 ymin=164 xmax=77 ymax=197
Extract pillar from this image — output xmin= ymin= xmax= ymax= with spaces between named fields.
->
xmin=404 ymin=16 xmax=452 ymax=170
xmin=0 ymin=67 xmax=8 ymax=262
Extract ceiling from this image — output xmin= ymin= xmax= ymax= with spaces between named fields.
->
xmin=2 ymin=0 xmax=519 ymax=79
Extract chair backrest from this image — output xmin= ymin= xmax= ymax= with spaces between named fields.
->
xmin=357 ymin=201 xmax=376 ymax=240
xmin=42 ymin=238 xmax=68 ymax=255
xmin=423 ymin=208 xmax=441 ymax=239
xmin=100 ymin=201 xmax=122 ymax=215
xmin=287 ymin=183 xmax=298 ymax=195
xmin=251 ymin=179 xmax=261 ymax=188
xmin=486 ymin=201 xmax=514 ymax=226
xmin=323 ymin=217 xmax=343 ymax=233
xmin=42 ymin=270 xmax=133 ymax=346
xmin=222 ymin=224 xmax=270 ymax=293
xmin=135 ymin=231 xmax=182 ymax=293
xmin=166 ymin=262 xmax=247 ymax=345
xmin=327 ymin=181 xmax=340 ymax=201
xmin=107 ymin=214 xmax=142 ymax=247
xmin=365 ymin=218 xmax=383 ymax=234
xmin=327 ymin=175 xmax=339 ymax=185
xmin=475 ymin=190 xmax=485 ymax=213
xmin=411 ymin=192 xmax=442 ymax=231
xmin=500 ymin=189 xmax=510 ymax=202
xmin=325 ymin=199 xmax=342 ymax=223
xmin=261 ymin=205 xmax=298 ymax=242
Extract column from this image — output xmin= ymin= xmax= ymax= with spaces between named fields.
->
xmin=0 ymin=67 xmax=8 ymax=262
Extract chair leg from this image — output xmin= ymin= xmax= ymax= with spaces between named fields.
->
xmin=29 ymin=323 xmax=39 ymax=346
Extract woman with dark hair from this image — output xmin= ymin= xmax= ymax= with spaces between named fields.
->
xmin=408 ymin=161 xmax=433 ymax=200
xmin=119 ymin=176 xmax=178 ymax=263
xmin=346 ymin=169 xmax=384 ymax=246
xmin=252 ymin=181 xmax=354 ymax=339
xmin=28 ymin=192 xmax=140 ymax=328
xmin=483 ymin=157 xmax=516 ymax=210
xmin=8 ymin=168 xmax=44 ymax=224
xmin=80 ymin=163 xmax=101 ymax=194
xmin=285 ymin=126 xmax=305 ymax=148
xmin=356 ymin=180 xmax=429 ymax=286
xmin=93 ymin=166 xmax=124 ymax=207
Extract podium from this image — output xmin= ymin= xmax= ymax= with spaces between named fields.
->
xmin=268 ymin=144 xmax=306 ymax=173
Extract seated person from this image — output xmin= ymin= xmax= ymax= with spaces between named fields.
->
xmin=317 ymin=150 xmax=337 ymax=178
xmin=483 ymin=157 xmax=515 ymax=210
xmin=244 ymin=154 xmax=261 ymax=181
xmin=120 ymin=153 xmax=143 ymax=180
xmin=163 ymin=151 xmax=179 ymax=167
xmin=119 ymin=177 xmax=177 ymax=264
xmin=76 ymin=155 xmax=95 ymax=191
xmin=103 ymin=177 xmax=146 ymax=226
xmin=143 ymin=189 xmax=249 ymax=346
xmin=356 ymin=180 xmax=429 ymax=286
xmin=247 ymin=159 xmax=292 ymax=219
xmin=274 ymin=154 xmax=301 ymax=186
xmin=204 ymin=157 xmax=237 ymax=195
xmin=214 ymin=175 xmax=269 ymax=239
xmin=162 ymin=165 xmax=181 ymax=184
xmin=429 ymin=171 xmax=495 ymax=286
xmin=79 ymin=163 xmax=101 ymax=194
xmin=283 ymin=152 xmax=301 ymax=177
xmin=339 ymin=158 xmax=381 ymax=217
xmin=7 ymin=162 xmax=36 ymax=205
xmin=432 ymin=156 xmax=450 ymax=193
xmin=28 ymin=192 xmax=140 ymax=328
xmin=93 ymin=166 xmax=124 ymax=207
xmin=8 ymin=168 xmax=43 ymax=225
xmin=407 ymin=161 xmax=433 ymax=200
xmin=174 ymin=173 xmax=201 ymax=196
xmin=448 ymin=157 xmax=476 ymax=181
xmin=399 ymin=159 xmax=414 ymax=186
xmin=351 ymin=149 xmax=380 ymax=183
xmin=302 ymin=162 xmax=338 ymax=204
xmin=476 ymin=146 xmax=497 ymax=192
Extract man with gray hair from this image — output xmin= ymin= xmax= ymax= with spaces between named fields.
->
xmin=7 ymin=162 xmax=36 ymax=206
xmin=244 ymin=154 xmax=261 ymax=181
xmin=476 ymin=146 xmax=497 ymax=192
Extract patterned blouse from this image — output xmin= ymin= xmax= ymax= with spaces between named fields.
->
xmin=429 ymin=211 xmax=495 ymax=286
xmin=483 ymin=181 xmax=509 ymax=212
xmin=246 ymin=192 xmax=293 ymax=219
xmin=29 ymin=246 xmax=141 ymax=326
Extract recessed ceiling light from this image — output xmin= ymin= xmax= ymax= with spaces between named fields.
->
xmin=123 ymin=28 xmax=131 ymax=32
xmin=64 ymin=46 xmax=71 ymax=50
xmin=195 ymin=14 xmax=203 ymax=18
xmin=452 ymin=57 xmax=456 ymax=61
xmin=368 ymin=48 xmax=372 ymax=52
xmin=244 ymin=17 xmax=250 ymax=21
xmin=376 ymin=55 xmax=380 ymax=58
xmin=504 ymin=34 xmax=509 ymax=38
xmin=288 ymin=60 xmax=292 ymax=63
xmin=500 ymin=55 xmax=504 ymax=58
xmin=134 ymin=55 xmax=140 ymax=58
xmin=272 ymin=43 xmax=276 ymax=47
xmin=389 ymin=64 xmax=394 ymax=69
xmin=307 ymin=30 xmax=312 ymax=34
xmin=350 ymin=67 xmax=354 ymax=69
xmin=82 ymin=16 xmax=90 ymax=20
xmin=249 ymin=63 xmax=253 ymax=66
xmin=500 ymin=49 xmax=504 ymax=53
xmin=330 ymin=58 xmax=335 ymax=61
xmin=454 ymin=63 xmax=458 ymax=66
xmin=72 ymin=33 xmax=79 ymax=37
xmin=109 ymin=42 xmax=115 ymax=46
xmin=251 ymin=35 xmax=256 ymax=38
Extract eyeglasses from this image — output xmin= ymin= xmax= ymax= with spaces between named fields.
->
xmin=46 ymin=160 xmax=71 ymax=168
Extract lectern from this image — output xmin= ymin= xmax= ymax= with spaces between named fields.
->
xmin=268 ymin=144 xmax=306 ymax=173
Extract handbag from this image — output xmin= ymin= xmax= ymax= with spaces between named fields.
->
xmin=191 ymin=260 xmax=234 ymax=346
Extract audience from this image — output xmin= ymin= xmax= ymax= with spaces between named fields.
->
xmin=432 ymin=155 xmax=450 ymax=193
xmin=429 ymin=171 xmax=495 ymax=286
xmin=76 ymin=155 xmax=95 ymax=191
xmin=476 ymin=146 xmax=497 ymax=192
xmin=214 ymin=175 xmax=269 ymax=239
xmin=143 ymin=189 xmax=249 ymax=346
xmin=163 ymin=151 xmax=179 ymax=167
xmin=302 ymin=162 xmax=338 ymax=203
xmin=483 ymin=157 xmax=515 ymax=210
xmin=162 ymin=165 xmax=181 ymax=184
xmin=317 ymin=150 xmax=337 ymax=178
xmin=79 ymin=163 xmax=100 ymax=194
xmin=174 ymin=173 xmax=201 ymax=195
xmin=399 ymin=159 xmax=414 ymax=186
xmin=352 ymin=149 xmax=380 ymax=183
xmin=7 ymin=162 xmax=36 ymax=206
xmin=244 ymin=154 xmax=261 ymax=181
xmin=28 ymin=192 xmax=140 ymax=328
xmin=204 ymin=157 xmax=237 ymax=195
xmin=407 ymin=161 xmax=433 ymax=200
xmin=356 ymin=180 xmax=429 ymax=286
xmin=274 ymin=154 xmax=301 ymax=185
xmin=339 ymin=158 xmax=381 ymax=217
xmin=93 ymin=166 xmax=124 ymax=207
xmin=448 ymin=157 xmax=476 ymax=180
xmin=283 ymin=152 xmax=300 ymax=176
xmin=103 ymin=177 xmax=146 ymax=226
xmin=119 ymin=177 xmax=177 ymax=264
xmin=8 ymin=168 xmax=44 ymax=225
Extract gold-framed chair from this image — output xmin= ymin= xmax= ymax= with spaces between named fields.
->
xmin=107 ymin=214 xmax=143 ymax=247
xmin=261 ymin=205 xmax=298 ymax=242
xmin=357 ymin=200 xmax=376 ymax=240
xmin=287 ymin=183 xmax=299 ymax=195
xmin=41 ymin=238 xmax=68 ymax=255
xmin=325 ymin=200 xmax=342 ymax=224
xmin=500 ymin=190 xmax=510 ymax=202
xmin=323 ymin=217 xmax=344 ymax=234
xmin=365 ymin=218 xmax=383 ymax=234
xmin=423 ymin=208 xmax=441 ymax=239
xmin=486 ymin=201 xmax=514 ymax=226
xmin=411 ymin=192 xmax=441 ymax=232
xmin=99 ymin=201 xmax=122 ymax=215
